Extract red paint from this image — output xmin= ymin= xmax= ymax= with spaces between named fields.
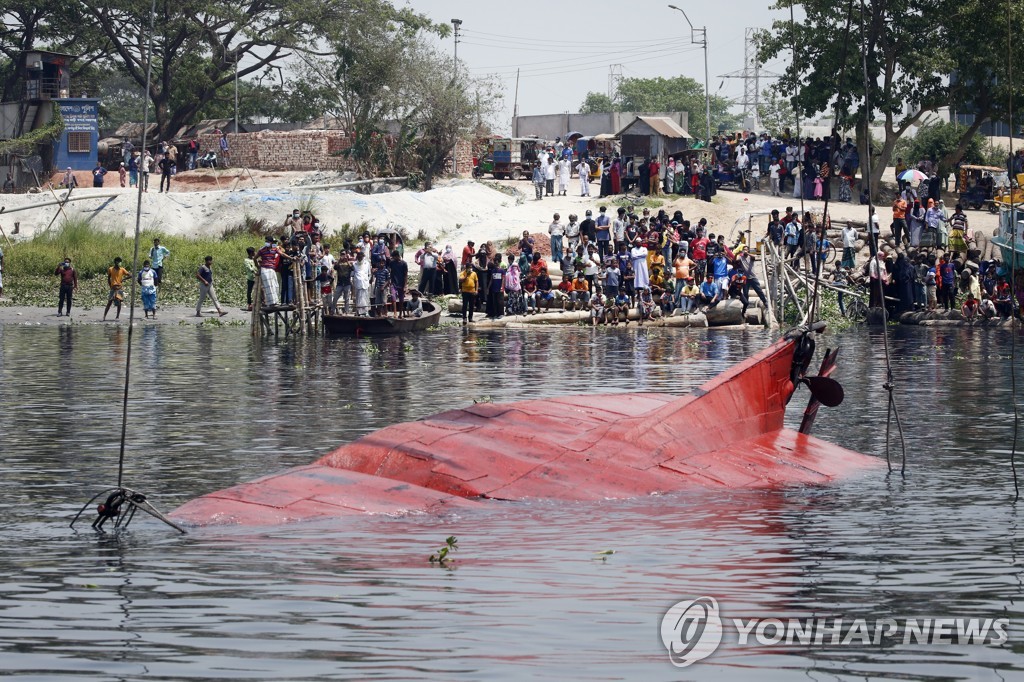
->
xmin=171 ymin=334 xmax=882 ymax=526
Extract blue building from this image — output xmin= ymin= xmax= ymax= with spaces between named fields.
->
xmin=52 ymin=98 xmax=100 ymax=171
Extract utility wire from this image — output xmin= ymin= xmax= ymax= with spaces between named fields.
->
xmin=466 ymin=39 xmax=688 ymax=72
xmin=478 ymin=47 xmax=704 ymax=80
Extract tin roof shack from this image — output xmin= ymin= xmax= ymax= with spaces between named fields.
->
xmin=616 ymin=116 xmax=689 ymax=163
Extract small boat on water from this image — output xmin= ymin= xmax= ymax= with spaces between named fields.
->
xmin=171 ymin=323 xmax=882 ymax=526
xmin=322 ymin=301 xmax=442 ymax=336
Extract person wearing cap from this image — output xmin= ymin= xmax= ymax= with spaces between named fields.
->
xmin=580 ymin=209 xmax=596 ymax=244
xmin=59 ymin=167 xmax=77 ymax=189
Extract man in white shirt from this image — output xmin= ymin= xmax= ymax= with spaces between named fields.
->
xmin=352 ymin=250 xmax=372 ymax=316
xmin=842 ymin=223 xmax=858 ymax=268
xmin=544 ymin=157 xmax=556 ymax=196
xmin=769 ymin=160 xmax=781 ymax=196
xmin=558 ymin=157 xmax=571 ymax=196
xmin=548 ymin=213 xmax=565 ymax=265
xmin=577 ymin=159 xmax=591 ymax=197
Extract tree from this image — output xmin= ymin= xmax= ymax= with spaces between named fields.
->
xmin=403 ymin=49 xmax=501 ymax=190
xmin=576 ymin=75 xmax=737 ymax=141
xmin=898 ymin=121 xmax=986 ymax=175
xmin=578 ymin=92 xmax=615 ymax=114
xmin=938 ymin=0 xmax=1024 ymax=171
xmin=76 ymin=0 xmax=443 ymax=140
xmin=757 ymin=0 xmax=951 ymax=198
xmin=756 ymin=88 xmax=797 ymax=138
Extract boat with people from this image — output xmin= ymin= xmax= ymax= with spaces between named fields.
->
xmin=171 ymin=322 xmax=882 ymax=526
xmin=322 ymin=300 xmax=442 ymax=336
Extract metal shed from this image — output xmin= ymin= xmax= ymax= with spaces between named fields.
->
xmin=615 ymin=115 xmax=690 ymax=162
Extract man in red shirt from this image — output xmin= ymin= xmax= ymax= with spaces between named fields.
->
xmin=55 ymin=256 xmax=78 ymax=317
xmin=256 ymin=237 xmax=288 ymax=306
xmin=461 ymin=240 xmax=475 ymax=267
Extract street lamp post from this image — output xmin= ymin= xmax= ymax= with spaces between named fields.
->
xmin=667 ymin=4 xmax=710 ymax=144
xmin=451 ymin=18 xmax=462 ymax=175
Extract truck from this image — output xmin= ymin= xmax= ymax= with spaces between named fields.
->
xmin=490 ymin=137 xmax=542 ymax=180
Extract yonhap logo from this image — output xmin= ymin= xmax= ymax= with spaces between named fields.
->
xmin=659 ymin=597 xmax=1010 ymax=667
xmin=660 ymin=596 xmax=724 ymax=667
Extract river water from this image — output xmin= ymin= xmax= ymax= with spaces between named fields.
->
xmin=1 ymin=323 xmax=1023 ymax=681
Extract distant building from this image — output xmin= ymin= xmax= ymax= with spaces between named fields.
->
xmin=0 ymin=50 xmax=99 ymax=188
xmin=512 ymin=111 xmax=689 ymax=141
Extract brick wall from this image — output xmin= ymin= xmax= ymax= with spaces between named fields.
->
xmin=197 ymin=129 xmax=471 ymax=175
xmin=196 ymin=130 xmax=355 ymax=171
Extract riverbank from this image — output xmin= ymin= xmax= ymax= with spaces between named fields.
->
xmin=0 ymin=304 xmax=250 ymax=326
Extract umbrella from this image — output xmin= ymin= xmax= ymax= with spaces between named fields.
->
xmin=565 ymin=131 xmax=584 ymax=140
xmin=898 ymin=169 xmax=927 ymax=182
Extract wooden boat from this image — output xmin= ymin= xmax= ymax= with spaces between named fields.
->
xmin=171 ymin=323 xmax=882 ymax=527
xmin=322 ymin=300 xmax=442 ymax=336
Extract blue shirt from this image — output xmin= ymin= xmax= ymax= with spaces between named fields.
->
xmin=711 ymin=256 xmax=728 ymax=278
xmin=150 ymin=245 xmax=170 ymax=268
xmin=700 ymin=280 xmax=720 ymax=298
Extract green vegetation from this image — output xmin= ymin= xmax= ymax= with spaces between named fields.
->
xmin=0 ymin=104 xmax=63 ymax=157
xmin=578 ymin=75 xmax=739 ymax=140
xmin=428 ymin=536 xmax=458 ymax=566
xmin=3 ymin=219 xmax=262 ymax=308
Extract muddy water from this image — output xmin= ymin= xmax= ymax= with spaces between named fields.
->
xmin=1 ymin=324 xmax=1022 ymax=680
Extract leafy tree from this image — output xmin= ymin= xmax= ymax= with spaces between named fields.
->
xmin=402 ymin=48 xmax=501 ymax=189
xmin=578 ymin=92 xmax=615 ymax=114
xmin=576 ymin=75 xmax=737 ymax=141
xmin=76 ymin=0 xmax=444 ymax=140
xmin=756 ymin=88 xmax=797 ymax=138
xmin=939 ymin=0 xmax=1024 ymax=170
xmin=757 ymin=0 xmax=951 ymax=198
xmin=897 ymin=121 xmax=985 ymax=175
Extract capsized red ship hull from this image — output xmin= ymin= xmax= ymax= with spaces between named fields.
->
xmin=171 ymin=330 xmax=882 ymax=526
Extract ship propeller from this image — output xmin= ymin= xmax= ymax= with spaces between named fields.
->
xmin=800 ymin=375 xmax=845 ymax=407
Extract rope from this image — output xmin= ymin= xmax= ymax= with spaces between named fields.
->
xmin=859 ymin=0 xmax=907 ymax=473
xmin=806 ymin=0 xmax=856 ymax=326
xmin=116 ymin=0 xmax=157 ymax=488
xmin=1007 ymin=0 xmax=1020 ymax=500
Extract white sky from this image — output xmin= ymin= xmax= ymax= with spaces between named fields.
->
xmin=408 ymin=0 xmax=796 ymax=133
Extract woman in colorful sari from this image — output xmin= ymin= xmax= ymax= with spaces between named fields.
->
xmin=609 ymin=157 xmax=621 ymax=194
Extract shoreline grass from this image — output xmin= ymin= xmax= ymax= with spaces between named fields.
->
xmin=3 ymin=219 xmax=262 ymax=308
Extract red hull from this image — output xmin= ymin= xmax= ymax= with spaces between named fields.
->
xmin=172 ymin=334 xmax=881 ymax=526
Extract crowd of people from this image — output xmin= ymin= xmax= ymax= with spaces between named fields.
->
xmin=450 ymin=204 xmax=770 ymax=326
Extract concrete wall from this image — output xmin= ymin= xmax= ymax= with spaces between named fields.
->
xmin=512 ymin=111 xmax=689 ymax=140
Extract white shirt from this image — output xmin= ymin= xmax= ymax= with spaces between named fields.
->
xmin=548 ymin=221 xmax=564 ymax=237
xmin=320 ymin=254 xmax=336 ymax=269
xmin=565 ymin=221 xmax=580 ymax=238
xmin=545 ymin=162 xmax=556 ymax=180
xmin=842 ymin=227 xmax=858 ymax=249
xmin=769 ymin=162 xmax=780 ymax=179
xmin=576 ymin=161 xmax=590 ymax=178
xmin=353 ymin=259 xmax=371 ymax=288
xmin=612 ymin=218 xmax=626 ymax=241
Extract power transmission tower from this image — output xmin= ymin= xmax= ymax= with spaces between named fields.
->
xmin=719 ymin=28 xmax=780 ymax=130
xmin=608 ymin=64 xmax=623 ymax=100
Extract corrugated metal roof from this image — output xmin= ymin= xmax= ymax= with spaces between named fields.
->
xmin=616 ymin=116 xmax=689 ymax=139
